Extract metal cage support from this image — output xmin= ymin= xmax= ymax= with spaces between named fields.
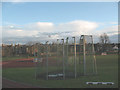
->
xmin=35 ymin=35 xmax=97 ymax=80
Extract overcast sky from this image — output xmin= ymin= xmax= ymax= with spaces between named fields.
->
xmin=2 ymin=2 xmax=118 ymax=44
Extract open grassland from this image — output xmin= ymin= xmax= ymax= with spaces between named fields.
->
xmin=2 ymin=55 xmax=118 ymax=88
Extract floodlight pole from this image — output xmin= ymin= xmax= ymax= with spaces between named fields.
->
xmin=72 ymin=37 xmax=77 ymax=78
xmin=83 ymin=35 xmax=86 ymax=76
xmin=61 ymin=39 xmax=65 ymax=80
xmin=46 ymin=41 xmax=49 ymax=80
xmin=91 ymin=36 xmax=97 ymax=75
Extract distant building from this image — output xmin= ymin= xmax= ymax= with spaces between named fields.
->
xmin=113 ymin=45 xmax=118 ymax=50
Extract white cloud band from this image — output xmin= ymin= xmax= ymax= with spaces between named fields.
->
xmin=2 ymin=20 xmax=118 ymax=43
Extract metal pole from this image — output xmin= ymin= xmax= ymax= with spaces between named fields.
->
xmin=46 ymin=41 xmax=49 ymax=80
xmin=61 ymin=39 xmax=65 ymax=80
xmin=91 ymin=36 xmax=97 ymax=75
xmin=79 ymin=36 xmax=81 ymax=64
xmin=66 ymin=37 xmax=69 ymax=72
xmin=72 ymin=37 xmax=77 ymax=78
xmin=91 ymin=36 xmax=95 ymax=74
xmin=78 ymin=36 xmax=81 ymax=76
xmin=57 ymin=39 xmax=59 ymax=71
xmin=83 ymin=35 xmax=86 ymax=76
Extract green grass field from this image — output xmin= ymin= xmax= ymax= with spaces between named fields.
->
xmin=2 ymin=55 xmax=118 ymax=88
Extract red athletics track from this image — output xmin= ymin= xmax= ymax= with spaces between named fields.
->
xmin=2 ymin=58 xmax=42 ymax=88
xmin=2 ymin=58 xmax=35 ymax=68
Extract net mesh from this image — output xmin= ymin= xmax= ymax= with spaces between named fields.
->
xmin=79 ymin=35 xmax=97 ymax=75
xmin=35 ymin=35 xmax=97 ymax=80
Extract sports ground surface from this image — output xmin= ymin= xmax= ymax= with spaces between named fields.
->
xmin=2 ymin=54 xmax=118 ymax=88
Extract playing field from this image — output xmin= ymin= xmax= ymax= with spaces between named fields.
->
xmin=2 ymin=55 xmax=118 ymax=88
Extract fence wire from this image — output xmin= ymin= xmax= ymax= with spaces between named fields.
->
xmin=35 ymin=35 xmax=97 ymax=80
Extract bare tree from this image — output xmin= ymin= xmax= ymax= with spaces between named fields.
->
xmin=99 ymin=33 xmax=110 ymax=52
xmin=99 ymin=33 xmax=110 ymax=44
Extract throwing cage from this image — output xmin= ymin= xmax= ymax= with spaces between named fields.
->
xmin=34 ymin=35 xmax=97 ymax=80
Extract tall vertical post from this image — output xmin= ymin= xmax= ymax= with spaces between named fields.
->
xmin=83 ymin=35 xmax=86 ymax=76
xmin=91 ymin=36 xmax=97 ymax=75
xmin=66 ymin=37 xmax=69 ymax=72
xmin=79 ymin=36 xmax=81 ymax=64
xmin=61 ymin=39 xmax=65 ymax=80
xmin=46 ymin=41 xmax=49 ymax=80
xmin=35 ymin=43 xmax=39 ymax=80
xmin=78 ymin=36 xmax=81 ymax=76
xmin=72 ymin=37 xmax=77 ymax=78
xmin=57 ymin=39 xmax=59 ymax=71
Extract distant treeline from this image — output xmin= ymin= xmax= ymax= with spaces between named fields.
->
xmin=2 ymin=43 xmax=119 ymax=57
